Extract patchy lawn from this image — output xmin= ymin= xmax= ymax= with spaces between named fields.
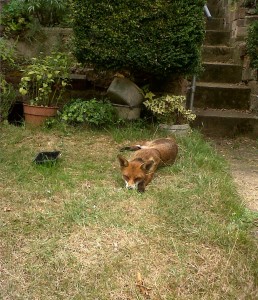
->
xmin=0 ymin=123 xmax=258 ymax=299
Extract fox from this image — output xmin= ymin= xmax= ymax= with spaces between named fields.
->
xmin=117 ymin=138 xmax=178 ymax=192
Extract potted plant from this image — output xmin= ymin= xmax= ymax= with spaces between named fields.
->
xmin=19 ymin=52 xmax=71 ymax=126
xmin=143 ymin=92 xmax=196 ymax=135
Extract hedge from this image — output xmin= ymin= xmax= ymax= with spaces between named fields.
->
xmin=246 ymin=20 xmax=258 ymax=70
xmin=72 ymin=0 xmax=206 ymax=77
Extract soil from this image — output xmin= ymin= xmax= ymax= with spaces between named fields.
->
xmin=210 ymin=137 xmax=258 ymax=211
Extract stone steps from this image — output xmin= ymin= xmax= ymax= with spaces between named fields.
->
xmin=200 ymin=62 xmax=242 ymax=83
xmin=205 ymin=30 xmax=231 ymax=45
xmin=193 ymin=108 xmax=258 ymax=138
xmin=202 ymin=45 xmax=233 ymax=62
xmin=191 ymin=0 xmax=258 ymax=137
xmin=195 ymin=82 xmax=250 ymax=110
xmin=205 ymin=18 xmax=226 ymax=30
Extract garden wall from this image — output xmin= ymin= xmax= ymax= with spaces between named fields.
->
xmin=11 ymin=27 xmax=188 ymax=99
xmin=222 ymin=0 xmax=258 ymax=111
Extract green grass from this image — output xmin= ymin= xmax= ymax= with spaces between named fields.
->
xmin=0 ymin=123 xmax=258 ymax=299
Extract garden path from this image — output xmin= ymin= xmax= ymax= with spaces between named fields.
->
xmin=211 ymin=137 xmax=258 ymax=211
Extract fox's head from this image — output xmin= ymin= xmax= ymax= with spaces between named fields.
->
xmin=117 ymin=155 xmax=154 ymax=192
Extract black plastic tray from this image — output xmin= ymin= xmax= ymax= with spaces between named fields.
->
xmin=34 ymin=151 xmax=61 ymax=164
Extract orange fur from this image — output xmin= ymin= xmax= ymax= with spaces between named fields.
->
xmin=118 ymin=138 xmax=178 ymax=192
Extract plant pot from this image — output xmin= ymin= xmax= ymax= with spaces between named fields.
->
xmin=159 ymin=123 xmax=191 ymax=136
xmin=112 ymin=104 xmax=141 ymax=120
xmin=23 ymin=104 xmax=58 ymax=126
xmin=107 ymin=77 xmax=144 ymax=107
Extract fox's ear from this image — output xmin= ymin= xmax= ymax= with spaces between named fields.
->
xmin=117 ymin=154 xmax=129 ymax=167
xmin=141 ymin=160 xmax=154 ymax=172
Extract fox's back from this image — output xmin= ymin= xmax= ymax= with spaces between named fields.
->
xmin=132 ymin=138 xmax=178 ymax=166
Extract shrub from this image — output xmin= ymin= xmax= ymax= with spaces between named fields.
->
xmin=0 ymin=75 xmax=17 ymax=122
xmin=0 ymin=0 xmax=71 ymax=37
xmin=61 ymin=98 xmax=118 ymax=126
xmin=246 ymin=20 xmax=258 ymax=70
xmin=72 ymin=0 xmax=205 ymax=77
xmin=0 ymin=0 xmax=32 ymax=37
xmin=21 ymin=0 xmax=71 ymax=26
xmin=0 ymin=37 xmax=17 ymax=70
xmin=19 ymin=52 xmax=71 ymax=107
xmin=0 ymin=38 xmax=18 ymax=122
xmin=143 ymin=93 xmax=196 ymax=125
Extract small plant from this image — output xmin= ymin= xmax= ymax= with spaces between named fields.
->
xmin=61 ymin=98 xmax=118 ymax=126
xmin=143 ymin=92 xmax=196 ymax=125
xmin=19 ymin=52 xmax=71 ymax=107
xmin=0 ymin=75 xmax=17 ymax=122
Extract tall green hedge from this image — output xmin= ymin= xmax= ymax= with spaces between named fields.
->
xmin=72 ymin=0 xmax=205 ymax=77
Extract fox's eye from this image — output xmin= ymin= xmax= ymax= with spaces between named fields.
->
xmin=123 ymin=175 xmax=129 ymax=181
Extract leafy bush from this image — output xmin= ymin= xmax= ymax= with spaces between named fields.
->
xmin=0 ymin=38 xmax=18 ymax=122
xmin=0 ymin=38 xmax=16 ymax=70
xmin=144 ymin=93 xmax=196 ymax=125
xmin=61 ymin=98 xmax=118 ymax=126
xmin=19 ymin=52 xmax=71 ymax=107
xmin=0 ymin=0 xmax=32 ymax=37
xmin=72 ymin=0 xmax=205 ymax=77
xmin=21 ymin=0 xmax=71 ymax=26
xmin=0 ymin=75 xmax=17 ymax=122
xmin=0 ymin=0 xmax=71 ymax=36
xmin=246 ymin=20 xmax=258 ymax=70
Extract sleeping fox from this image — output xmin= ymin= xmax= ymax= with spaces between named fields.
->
xmin=117 ymin=138 xmax=178 ymax=192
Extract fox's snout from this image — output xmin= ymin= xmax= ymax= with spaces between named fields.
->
xmin=124 ymin=180 xmax=139 ymax=190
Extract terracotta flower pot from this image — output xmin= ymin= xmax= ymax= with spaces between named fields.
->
xmin=23 ymin=103 xmax=58 ymax=126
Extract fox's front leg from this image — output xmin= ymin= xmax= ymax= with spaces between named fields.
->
xmin=137 ymin=181 xmax=146 ymax=193
xmin=137 ymin=172 xmax=154 ymax=193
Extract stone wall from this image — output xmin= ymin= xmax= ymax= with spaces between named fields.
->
xmin=223 ymin=0 xmax=258 ymax=111
xmin=11 ymin=27 xmax=73 ymax=58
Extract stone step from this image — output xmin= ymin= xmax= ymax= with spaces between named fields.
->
xmin=205 ymin=30 xmax=231 ymax=46
xmin=194 ymin=82 xmax=251 ymax=110
xmin=202 ymin=45 xmax=233 ymax=62
xmin=245 ymin=15 xmax=258 ymax=25
xmin=205 ymin=18 xmax=226 ymax=30
xmin=192 ymin=108 xmax=258 ymax=138
xmin=206 ymin=2 xmax=226 ymax=18
xmin=199 ymin=62 xmax=242 ymax=83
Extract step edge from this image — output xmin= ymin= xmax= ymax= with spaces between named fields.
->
xmin=194 ymin=108 xmax=258 ymax=119
xmin=196 ymin=82 xmax=251 ymax=89
xmin=202 ymin=62 xmax=242 ymax=67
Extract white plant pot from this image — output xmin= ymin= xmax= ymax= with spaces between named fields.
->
xmin=112 ymin=104 xmax=141 ymax=120
xmin=159 ymin=123 xmax=191 ymax=135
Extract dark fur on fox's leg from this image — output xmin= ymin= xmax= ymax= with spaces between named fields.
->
xmin=137 ymin=181 xmax=145 ymax=193
xmin=120 ymin=146 xmax=141 ymax=152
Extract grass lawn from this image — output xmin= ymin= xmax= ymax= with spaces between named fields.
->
xmin=1 ymin=123 xmax=258 ymax=299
